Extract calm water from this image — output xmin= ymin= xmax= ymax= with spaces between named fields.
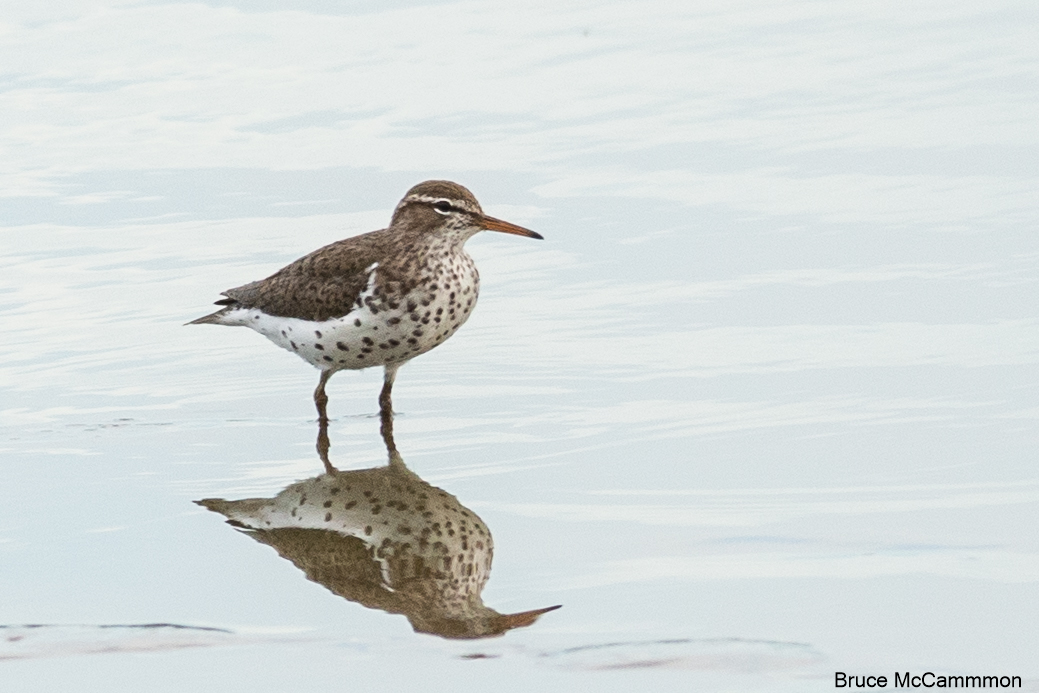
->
xmin=2 ymin=1 xmax=1038 ymax=690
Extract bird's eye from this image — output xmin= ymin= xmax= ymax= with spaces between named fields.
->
xmin=432 ymin=200 xmax=453 ymax=215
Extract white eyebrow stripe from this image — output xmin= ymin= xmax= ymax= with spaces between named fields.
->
xmin=403 ymin=194 xmax=479 ymax=213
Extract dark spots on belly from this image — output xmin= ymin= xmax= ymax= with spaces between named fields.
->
xmin=436 ymin=307 xmax=444 ymax=315
xmin=336 ymin=342 xmax=349 ymax=351
xmin=362 ymin=337 xmax=374 ymax=346
xmin=354 ymin=318 xmax=362 ymax=327
xmin=388 ymin=339 xmax=400 ymax=347
xmin=281 ymin=330 xmax=287 ymax=337
xmin=314 ymin=343 xmax=324 ymax=350
xmin=345 ymin=500 xmax=357 ymax=509
xmin=361 ymin=347 xmax=373 ymax=354
xmin=412 ymin=329 xmax=424 ymax=337
xmin=323 ymin=355 xmax=332 ymax=362
xmin=387 ymin=316 xmax=401 ymax=325
xmin=379 ymin=343 xmax=389 ymax=350
xmin=315 ymin=330 xmax=322 ymax=338
xmin=409 ymin=312 xmax=420 ymax=322
xmin=290 ymin=341 xmax=298 ymax=350
xmin=407 ymin=337 xmax=418 ymax=345
xmin=407 ymin=301 xmax=417 ymax=312
xmin=356 ymin=354 xmax=365 ymax=359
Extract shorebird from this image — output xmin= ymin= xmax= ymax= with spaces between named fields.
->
xmin=190 ymin=180 xmax=542 ymax=420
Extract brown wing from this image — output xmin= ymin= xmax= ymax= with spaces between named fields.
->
xmin=220 ymin=227 xmax=392 ymax=321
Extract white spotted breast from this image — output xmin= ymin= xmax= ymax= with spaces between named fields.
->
xmin=213 ymin=251 xmax=480 ymax=372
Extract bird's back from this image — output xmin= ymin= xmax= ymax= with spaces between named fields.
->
xmin=220 ymin=227 xmax=398 ymax=322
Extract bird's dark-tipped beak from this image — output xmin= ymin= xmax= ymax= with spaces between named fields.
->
xmin=494 ymin=604 xmax=562 ymax=631
xmin=480 ymin=215 xmax=543 ymax=240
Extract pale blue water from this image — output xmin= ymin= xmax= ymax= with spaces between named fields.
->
xmin=2 ymin=1 xmax=1038 ymax=690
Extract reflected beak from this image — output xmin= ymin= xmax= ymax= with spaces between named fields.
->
xmin=480 ymin=215 xmax=544 ymax=240
xmin=496 ymin=604 xmax=563 ymax=630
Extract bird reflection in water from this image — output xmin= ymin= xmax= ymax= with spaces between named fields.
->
xmin=196 ymin=409 xmax=560 ymax=639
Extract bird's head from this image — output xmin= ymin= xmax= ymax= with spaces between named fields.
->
xmin=391 ymin=180 xmax=543 ymax=241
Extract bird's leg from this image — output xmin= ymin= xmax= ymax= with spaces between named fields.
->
xmin=378 ymin=363 xmax=399 ymax=417
xmin=314 ymin=370 xmax=336 ymax=472
xmin=379 ymin=402 xmax=400 ymax=464
xmin=314 ymin=369 xmax=334 ymax=423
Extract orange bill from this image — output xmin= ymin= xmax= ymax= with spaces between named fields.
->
xmin=502 ymin=604 xmax=562 ymax=627
xmin=480 ymin=215 xmax=543 ymax=239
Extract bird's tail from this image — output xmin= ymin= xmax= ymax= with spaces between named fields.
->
xmin=187 ymin=296 xmax=242 ymax=326
xmin=195 ymin=497 xmax=272 ymax=529
xmin=185 ymin=310 xmax=229 ymax=326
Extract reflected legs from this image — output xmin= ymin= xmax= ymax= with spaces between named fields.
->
xmin=380 ymin=364 xmax=400 ymax=463
xmin=315 ymin=364 xmax=401 ymax=473
xmin=317 ymin=415 xmax=335 ymax=473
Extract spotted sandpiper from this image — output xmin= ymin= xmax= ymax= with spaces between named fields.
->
xmin=190 ymin=180 xmax=542 ymax=421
